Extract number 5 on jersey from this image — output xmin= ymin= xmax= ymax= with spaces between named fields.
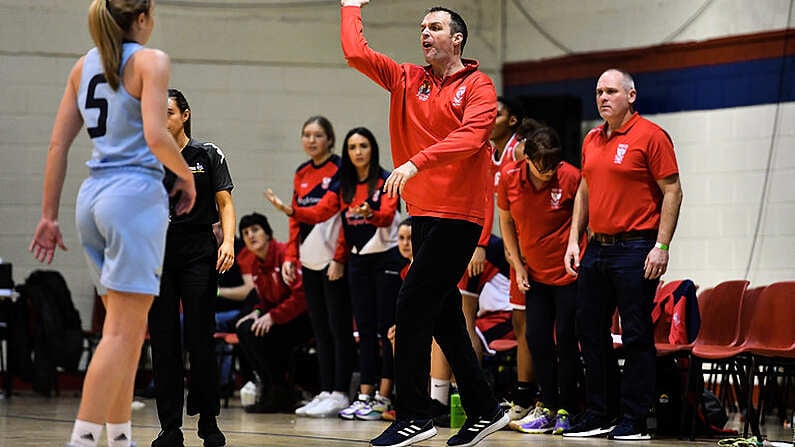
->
xmin=85 ymin=74 xmax=108 ymax=138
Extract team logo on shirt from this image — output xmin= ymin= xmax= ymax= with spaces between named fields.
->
xmin=550 ymin=188 xmax=562 ymax=208
xmin=614 ymin=143 xmax=629 ymax=165
xmin=372 ymin=189 xmax=381 ymax=202
xmin=452 ymin=86 xmax=466 ymax=107
xmin=321 ymin=176 xmax=332 ymax=190
xmin=417 ymin=79 xmax=432 ymax=101
xmin=189 ymin=162 xmax=205 ymax=173
xmin=494 ymin=172 xmax=501 ymax=187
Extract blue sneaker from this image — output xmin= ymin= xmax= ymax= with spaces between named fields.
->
xmin=552 ymin=409 xmax=570 ymax=435
xmin=370 ymin=418 xmax=436 ymax=447
xmin=447 ymin=405 xmax=509 ymax=447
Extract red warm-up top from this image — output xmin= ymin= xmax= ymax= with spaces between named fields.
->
xmin=238 ymin=240 xmax=307 ymax=325
xmin=341 ymin=6 xmax=497 ymax=225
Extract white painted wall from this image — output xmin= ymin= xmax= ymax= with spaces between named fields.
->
xmin=0 ymin=0 xmax=792 ymax=325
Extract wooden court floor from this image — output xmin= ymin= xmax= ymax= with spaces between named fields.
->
xmin=0 ymin=392 xmax=791 ymax=446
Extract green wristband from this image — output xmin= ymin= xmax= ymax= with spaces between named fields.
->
xmin=655 ymin=242 xmax=669 ymax=251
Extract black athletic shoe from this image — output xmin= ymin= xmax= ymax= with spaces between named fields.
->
xmin=429 ymin=399 xmax=451 ymax=427
xmin=446 ymin=405 xmax=509 ymax=447
xmin=198 ymin=416 xmax=226 ymax=447
xmin=607 ymin=417 xmax=651 ymax=440
xmin=151 ymin=428 xmax=184 ymax=447
xmin=370 ymin=418 xmax=437 ymax=447
xmin=562 ymin=409 xmax=616 ymax=437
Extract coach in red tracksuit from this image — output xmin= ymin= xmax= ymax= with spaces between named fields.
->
xmin=341 ymin=2 xmax=507 ymax=447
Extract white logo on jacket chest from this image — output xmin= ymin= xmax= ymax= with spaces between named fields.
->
xmin=417 ymin=79 xmax=431 ymax=101
xmin=452 ymin=86 xmax=466 ymax=107
xmin=550 ymin=188 xmax=562 ymax=208
xmin=321 ymin=177 xmax=332 ymax=189
xmin=614 ymin=143 xmax=629 ymax=164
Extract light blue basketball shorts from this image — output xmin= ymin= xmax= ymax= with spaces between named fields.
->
xmin=76 ymin=167 xmax=168 ymax=296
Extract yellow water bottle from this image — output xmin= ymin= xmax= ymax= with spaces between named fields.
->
xmin=450 ymin=393 xmax=466 ymax=429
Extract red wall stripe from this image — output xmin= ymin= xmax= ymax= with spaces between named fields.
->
xmin=503 ymin=28 xmax=795 ymax=87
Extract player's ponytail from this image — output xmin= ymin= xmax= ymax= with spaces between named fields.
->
xmin=88 ymin=0 xmax=150 ymax=91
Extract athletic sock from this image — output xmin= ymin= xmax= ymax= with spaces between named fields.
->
xmin=106 ymin=421 xmax=132 ymax=447
xmin=70 ymin=419 xmax=103 ymax=447
xmin=430 ymin=378 xmax=450 ymax=405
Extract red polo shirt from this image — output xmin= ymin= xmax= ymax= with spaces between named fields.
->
xmin=582 ymin=112 xmax=679 ymax=234
xmin=497 ymin=160 xmax=582 ymax=286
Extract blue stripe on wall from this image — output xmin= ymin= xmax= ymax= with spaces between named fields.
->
xmin=504 ymin=56 xmax=795 ymax=120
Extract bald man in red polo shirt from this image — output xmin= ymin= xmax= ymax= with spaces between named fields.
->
xmin=341 ymin=1 xmax=509 ymax=446
xmin=562 ymin=69 xmax=683 ymax=440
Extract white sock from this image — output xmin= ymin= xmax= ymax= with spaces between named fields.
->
xmin=70 ymin=419 xmax=103 ymax=447
xmin=430 ymin=378 xmax=450 ymax=405
xmin=106 ymin=421 xmax=132 ymax=447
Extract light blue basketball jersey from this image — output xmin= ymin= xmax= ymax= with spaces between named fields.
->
xmin=77 ymin=42 xmax=163 ymax=174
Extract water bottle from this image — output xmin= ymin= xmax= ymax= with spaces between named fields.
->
xmin=450 ymin=393 xmax=466 ymax=429
xmin=240 ymin=381 xmax=257 ymax=407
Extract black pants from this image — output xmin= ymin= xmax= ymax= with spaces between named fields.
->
xmin=302 ymin=266 xmax=354 ymax=392
xmin=576 ymin=239 xmax=659 ymax=421
xmin=235 ymin=313 xmax=311 ymax=388
xmin=347 ymin=247 xmax=404 ymax=386
xmin=149 ymin=229 xmax=220 ymax=430
xmin=395 ymin=217 xmax=497 ymax=420
xmin=524 ymin=281 xmax=580 ymax=411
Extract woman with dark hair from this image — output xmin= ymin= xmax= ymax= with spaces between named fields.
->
xmin=498 ymin=127 xmax=585 ymax=435
xmin=268 ymin=127 xmax=404 ymax=420
xmin=263 ymin=116 xmax=354 ymax=418
xmin=30 ymin=1 xmax=196 ymax=446
xmin=218 ymin=212 xmax=310 ymax=413
xmin=147 ymin=89 xmax=235 ymax=447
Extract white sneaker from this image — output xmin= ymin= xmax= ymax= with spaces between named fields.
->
xmin=509 ymin=401 xmax=545 ymax=431
xmin=306 ymin=391 xmax=350 ymax=418
xmin=295 ymin=391 xmax=330 ymax=416
xmin=508 ymin=402 xmax=530 ymax=421
xmin=339 ymin=393 xmax=371 ymax=420
xmin=355 ymin=392 xmax=392 ymax=421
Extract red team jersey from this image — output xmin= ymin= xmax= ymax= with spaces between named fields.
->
xmin=285 ymin=155 xmax=344 ymax=269
xmin=498 ymin=160 xmax=583 ymax=286
xmin=291 ymin=170 xmax=401 ymax=261
xmin=582 ymin=112 xmax=678 ymax=234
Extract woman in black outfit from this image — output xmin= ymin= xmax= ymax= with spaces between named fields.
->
xmin=148 ymin=89 xmax=235 ymax=447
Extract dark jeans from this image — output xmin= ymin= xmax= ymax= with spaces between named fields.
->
xmin=347 ymin=247 xmax=404 ymax=386
xmin=576 ymin=238 xmax=658 ymax=421
xmin=235 ymin=314 xmax=311 ymax=388
xmin=149 ymin=229 xmax=220 ymax=430
xmin=524 ymin=281 xmax=580 ymax=411
xmin=302 ymin=266 xmax=354 ymax=392
xmin=395 ymin=217 xmax=497 ymax=420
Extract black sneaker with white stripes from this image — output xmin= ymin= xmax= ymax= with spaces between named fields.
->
xmin=370 ymin=418 xmax=437 ymax=447
xmin=446 ymin=405 xmax=510 ymax=447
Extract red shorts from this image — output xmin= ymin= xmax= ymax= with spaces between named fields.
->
xmin=508 ymin=267 xmax=525 ymax=309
